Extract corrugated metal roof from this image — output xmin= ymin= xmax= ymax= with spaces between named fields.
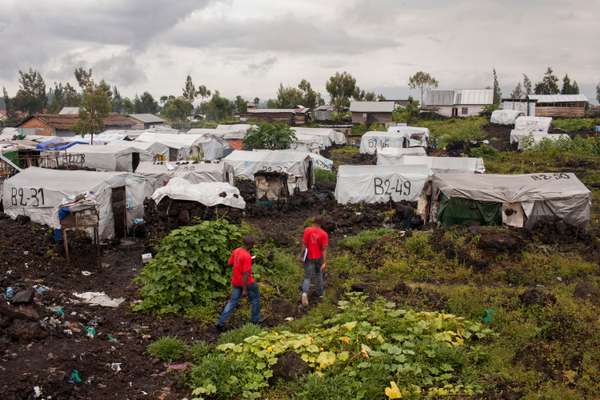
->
xmin=424 ymin=89 xmax=493 ymax=106
xmin=424 ymin=90 xmax=455 ymax=106
xmin=59 ymin=107 xmax=79 ymax=115
xmin=129 ymin=113 xmax=165 ymax=123
xmin=528 ymin=94 xmax=589 ymax=103
xmin=349 ymin=101 xmax=395 ymax=113
xmin=246 ymin=108 xmax=309 ymax=114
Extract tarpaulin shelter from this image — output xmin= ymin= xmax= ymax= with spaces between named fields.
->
xmin=430 ymin=172 xmax=591 ymax=228
xmin=359 ymin=131 xmax=406 ymax=154
xmin=335 ymin=164 xmax=430 ymax=204
xmin=395 ymin=155 xmax=485 ymax=174
xmin=2 ymin=167 xmax=146 ymax=239
xmin=259 ymin=149 xmax=333 ymax=171
xmin=292 ymin=127 xmax=346 ymax=145
xmin=224 ymin=150 xmax=313 ymax=193
xmin=36 ymin=137 xmax=87 ymax=151
xmin=490 ymin=109 xmax=524 ymax=125
xmin=291 ymin=132 xmax=332 ymax=152
xmin=386 ymin=126 xmax=430 ymax=147
xmin=513 ymin=116 xmax=552 ymax=134
xmin=377 ymin=147 xmax=427 ymax=166
xmin=63 ymin=143 xmax=153 ymax=172
xmin=136 ymin=161 xmax=235 ymax=195
xmin=152 ymin=177 xmax=246 ymax=209
xmin=135 ymin=132 xmax=203 ymax=160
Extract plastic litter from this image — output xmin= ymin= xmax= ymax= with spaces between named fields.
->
xmin=33 ymin=285 xmax=50 ymax=295
xmin=81 ymin=271 xmax=92 ymax=276
xmin=482 ymin=308 xmax=496 ymax=324
xmin=85 ymin=326 xmax=96 ymax=339
xmin=141 ymin=253 xmax=153 ymax=264
xmin=107 ymin=334 xmax=119 ymax=344
xmin=110 ymin=362 xmax=122 ymax=373
xmin=52 ymin=306 xmax=65 ymax=317
xmin=4 ymin=287 xmax=15 ymax=300
xmin=69 ymin=369 xmax=82 ymax=384
xmin=33 ymin=386 xmax=42 ymax=398
xmin=72 ymin=292 xmax=125 ymax=308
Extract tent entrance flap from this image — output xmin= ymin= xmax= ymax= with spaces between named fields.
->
xmin=437 ymin=194 xmax=502 ymax=226
xmin=132 ymin=152 xmax=141 ymax=172
xmin=111 ymin=186 xmax=127 ymax=239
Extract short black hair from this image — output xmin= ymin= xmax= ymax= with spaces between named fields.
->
xmin=243 ymin=235 xmax=255 ymax=248
xmin=313 ymin=216 xmax=324 ymax=226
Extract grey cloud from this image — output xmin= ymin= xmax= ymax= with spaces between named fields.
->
xmin=246 ymin=56 xmax=278 ymax=75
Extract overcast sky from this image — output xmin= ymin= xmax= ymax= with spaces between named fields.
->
xmin=1 ymin=0 xmax=599 ymax=102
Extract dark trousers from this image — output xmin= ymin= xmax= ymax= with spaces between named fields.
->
xmin=217 ymin=283 xmax=260 ymax=326
xmin=302 ymin=257 xmax=324 ymax=296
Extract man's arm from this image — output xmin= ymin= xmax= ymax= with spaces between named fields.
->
xmin=321 ymin=248 xmax=328 ymax=272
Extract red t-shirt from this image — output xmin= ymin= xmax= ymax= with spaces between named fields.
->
xmin=228 ymin=247 xmax=255 ymax=287
xmin=303 ymin=226 xmax=329 ymax=260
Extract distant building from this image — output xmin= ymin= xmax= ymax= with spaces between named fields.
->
xmin=58 ymin=107 xmax=80 ymax=115
xmin=313 ymin=105 xmax=334 ymax=122
xmin=501 ymin=98 xmax=537 ymax=116
xmin=349 ymin=101 xmax=395 ymax=125
xmin=16 ymin=114 xmax=139 ymax=137
xmin=423 ymin=89 xmax=493 ymax=117
xmin=527 ymin=94 xmax=588 ymax=118
xmin=243 ymin=107 xmax=310 ymax=126
xmin=128 ymin=113 xmax=166 ymax=129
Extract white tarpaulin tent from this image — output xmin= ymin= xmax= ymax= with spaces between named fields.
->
xmin=398 ymin=155 xmax=485 ymax=173
xmin=136 ymin=161 xmax=235 ymax=195
xmin=491 ymin=109 xmax=524 ymax=125
xmin=360 ymin=131 xmax=406 ymax=154
xmin=64 ymin=143 xmax=153 ymax=171
xmin=291 ymin=132 xmax=332 ymax=151
xmin=514 ymin=116 xmax=552 ymax=134
xmin=2 ymin=167 xmax=146 ymax=239
xmin=377 ymin=147 xmax=427 ymax=166
xmin=510 ymin=132 xmax=570 ymax=150
xmin=152 ymin=177 xmax=246 ymax=209
xmin=292 ymin=127 xmax=346 ymax=145
xmin=431 ymin=172 xmax=591 ymax=228
xmin=135 ymin=132 xmax=206 ymax=160
xmin=335 ymin=164 xmax=430 ymax=204
xmin=262 ymin=150 xmax=333 ymax=171
xmin=224 ymin=150 xmax=313 ymax=192
xmin=386 ymin=126 xmax=430 ymax=147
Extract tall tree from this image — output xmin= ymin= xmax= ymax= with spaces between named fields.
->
xmin=112 ymin=86 xmax=123 ymax=113
xmin=234 ymin=96 xmax=248 ymax=114
xmin=326 ymin=71 xmax=357 ymax=114
xmin=522 ymin=74 xmax=533 ymax=96
xmin=134 ymin=92 xmax=159 ymax=114
xmin=160 ymin=96 xmax=193 ymax=122
xmin=561 ymin=74 xmax=572 ymax=94
xmin=196 ymin=85 xmax=210 ymax=100
xmin=298 ymin=79 xmax=320 ymax=109
xmin=534 ymin=67 xmax=560 ymax=95
xmin=353 ymin=87 xmax=378 ymax=101
xmin=492 ymin=69 xmax=502 ymax=104
xmin=253 ymin=97 xmax=260 ymax=107
xmin=74 ymin=67 xmax=93 ymax=90
xmin=47 ymin=82 xmax=80 ymax=113
xmin=408 ymin=71 xmax=439 ymax=105
xmin=182 ymin=75 xmax=196 ymax=101
xmin=199 ymin=91 xmax=233 ymax=121
xmin=571 ymin=81 xmax=580 ymax=94
xmin=274 ymin=84 xmax=304 ymax=108
xmin=2 ymin=87 xmax=15 ymax=122
xmin=74 ymin=82 xmax=111 ymax=144
xmin=597 ymin=83 xmax=600 ymax=103
xmin=510 ymin=82 xmax=523 ymax=99
xmin=122 ymin=97 xmax=135 ymax=114
xmin=13 ymin=69 xmax=47 ymax=115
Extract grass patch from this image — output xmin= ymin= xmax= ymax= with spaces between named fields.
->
xmin=418 ymin=117 xmax=487 ymax=148
xmin=147 ymin=336 xmax=187 ymax=362
xmin=552 ymin=118 xmax=598 ymax=132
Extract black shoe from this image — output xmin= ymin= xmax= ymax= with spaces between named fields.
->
xmin=215 ymin=324 xmax=225 ymax=333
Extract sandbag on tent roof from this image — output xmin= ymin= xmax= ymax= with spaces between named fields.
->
xmin=64 ymin=143 xmax=152 ymax=172
xmin=431 ymin=172 xmax=591 ymax=228
xmin=386 ymin=126 xmax=430 ymax=147
xmin=2 ymin=167 xmax=146 ymax=239
xmin=398 ymin=156 xmax=485 ymax=173
xmin=360 ymin=131 xmax=407 ymax=155
xmin=335 ymin=164 xmax=430 ymax=204
xmin=136 ymin=161 xmax=235 ymax=195
xmin=224 ymin=150 xmax=313 ymax=192
xmin=491 ymin=109 xmax=524 ymax=125
xmin=292 ymin=127 xmax=346 ymax=145
xmin=152 ymin=177 xmax=245 ymax=209
xmin=377 ymin=147 xmax=427 ymax=166
xmin=510 ymin=131 xmax=570 ymax=150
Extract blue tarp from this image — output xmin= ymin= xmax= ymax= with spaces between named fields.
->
xmin=36 ymin=139 xmax=87 ymax=151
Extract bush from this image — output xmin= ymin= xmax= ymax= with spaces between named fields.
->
xmin=244 ymin=123 xmax=297 ymax=150
xmin=314 ymin=169 xmax=336 ymax=185
xmin=339 ymin=228 xmax=395 ymax=252
xmin=147 ymin=336 xmax=186 ymax=362
xmin=189 ymin=341 xmax=212 ymax=363
xmin=404 ymin=231 xmax=433 ymax=259
xmin=217 ymin=323 xmax=264 ymax=345
xmin=552 ymin=118 xmax=598 ymax=132
xmin=134 ymin=220 xmax=245 ymax=314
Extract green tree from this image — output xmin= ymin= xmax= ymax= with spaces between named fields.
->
xmin=47 ymin=82 xmax=80 ymax=113
xmin=74 ymin=67 xmax=93 ymax=90
xmin=492 ymin=69 xmax=502 ymax=104
xmin=560 ymin=75 xmax=580 ymax=95
xmin=596 ymin=83 xmax=600 ymax=103
xmin=253 ymin=97 xmax=260 ymax=107
xmin=274 ymin=84 xmax=304 ymax=108
xmin=197 ymin=85 xmax=210 ymax=100
xmin=183 ymin=75 xmax=197 ymax=101
xmin=74 ymin=82 xmax=111 ymax=144
xmin=160 ymin=96 xmax=193 ymax=122
xmin=298 ymin=79 xmax=321 ymax=109
xmin=199 ymin=91 xmax=234 ymax=121
xmin=408 ymin=71 xmax=438 ymax=105
xmin=393 ymin=97 xmax=420 ymax=124
xmin=112 ymin=86 xmax=123 ymax=113
xmin=523 ymin=74 xmax=532 ymax=96
xmin=122 ymin=97 xmax=135 ymax=114
xmin=571 ymin=81 xmax=580 ymax=94
xmin=510 ymin=82 xmax=523 ymax=99
xmin=326 ymin=71 xmax=357 ymax=114
xmin=2 ymin=87 xmax=16 ymax=123
xmin=134 ymin=92 xmax=159 ymax=114
xmin=234 ymin=96 xmax=248 ymax=114
xmin=353 ymin=87 xmax=378 ymax=101
xmin=244 ymin=123 xmax=296 ymax=150
xmin=13 ymin=68 xmax=47 ymax=115
xmin=534 ymin=67 xmax=560 ymax=95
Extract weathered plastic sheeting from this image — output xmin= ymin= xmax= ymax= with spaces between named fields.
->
xmin=431 ymin=172 xmax=591 ymax=227
xmin=136 ymin=161 xmax=235 ymax=196
xmin=291 ymin=132 xmax=332 ymax=151
xmin=399 ymin=156 xmax=485 ymax=174
xmin=377 ymin=147 xmax=427 ymax=166
xmin=111 ymin=140 xmax=171 ymax=160
xmin=2 ymin=167 xmax=146 ymax=239
xmin=65 ymin=144 xmax=153 ymax=172
xmin=134 ymin=132 xmax=205 ymax=160
xmin=514 ymin=116 xmax=552 ymax=134
xmin=491 ymin=109 xmax=524 ymax=125
xmin=292 ymin=127 xmax=346 ymax=145
xmin=335 ymin=164 xmax=430 ymax=204
xmin=359 ymin=131 xmax=407 ymax=154
xmin=269 ymin=150 xmax=333 ymax=171
xmin=509 ymin=131 xmax=570 ymax=150
xmin=224 ymin=150 xmax=313 ymax=192
xmin=386 ymin=126 xmax=430 ymax=147
xmin=152 ymin=177 xmax=246 ymax=209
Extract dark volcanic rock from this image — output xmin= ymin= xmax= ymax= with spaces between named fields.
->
xmin=10 ymin=288 xmax=34 ymax=305
xmin=271 ymin=352 xmax=309 ymax=381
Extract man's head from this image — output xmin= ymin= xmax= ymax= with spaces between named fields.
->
xmin=312 ymin=216 xmax=324 ymax=227
xmin=242 ymin=235 xmax=255 ymax=249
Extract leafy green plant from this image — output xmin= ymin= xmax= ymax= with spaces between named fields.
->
xmin=552 ymin=118 xmax=598 ymax=132
xmin=339 ymin=228 xmax=395 ymax=251
xmin=405 ymin=231 xmax=433 ymax=259
xmin=134 ymin=220 xmax=245 ymax=314
xmin=189 ymin=341 xmax=212 ymax=363
xmin=217 ymin=323 xmax=264 ymax=346
xmin=314 ymin=169 xmax=336 ymax=185
xmin=147 ymin=336 xmax=187 ymax=362
xmin=244 ymin=123 xmax=297 ymax=150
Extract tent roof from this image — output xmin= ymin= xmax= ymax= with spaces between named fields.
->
xmin=338 ymin=164 xmax=430 ymax=177
xmin=7 ymin=167 xmax=128 ymax=193
xmin=401 ymin=156 xmax=485 ymax=173
xmin=128 ymin=114 xmax=165 ymax=123
xmin=225 ymin=149 xmax=309 ymax=163
xmin=528 ymin=94 xmax=588 ymax=103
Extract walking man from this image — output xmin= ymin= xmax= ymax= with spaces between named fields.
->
xmin=216 ymin=236 xmax=260 ymax=330
xmin=300 ymin=216 xmax=329 ymax=306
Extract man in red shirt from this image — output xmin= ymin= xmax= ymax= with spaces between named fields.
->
xmin=216 ymin=236 xmax=260 ymax=330
xmin=300 ymin=216 xmax=329 ymax=306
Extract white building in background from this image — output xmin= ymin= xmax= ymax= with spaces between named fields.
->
xmin=423 ymin=89 xmax=493 ymax=117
